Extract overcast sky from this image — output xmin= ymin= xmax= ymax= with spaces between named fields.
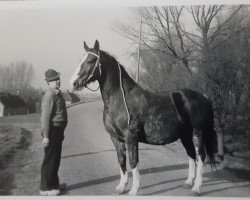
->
xmin=0 ymin=0 xmax=249 ymax=93
xmin=0 ymin=3 xmax=138 ymax=92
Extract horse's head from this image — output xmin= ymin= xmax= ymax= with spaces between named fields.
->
xmin=70 ymin=40 xmax=101 ymax=91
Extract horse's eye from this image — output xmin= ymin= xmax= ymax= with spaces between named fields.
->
xmin=88 ymin=60 xmax=95 ymax=64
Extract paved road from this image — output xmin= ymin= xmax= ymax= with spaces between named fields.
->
xmin=7 ymin=101 xmax=250 ymax=196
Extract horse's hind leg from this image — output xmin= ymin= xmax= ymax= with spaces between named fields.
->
xmin=110 ymin=136 xmax=128 ymax=192
xmin=180 ymin=133 xmax=196 ymax=189
xmin=127 ymin=135 xmax=140 ymax=195
xmin=192 ymin=129 xmax=206 ymax=196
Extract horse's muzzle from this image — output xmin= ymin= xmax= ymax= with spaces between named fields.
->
xmin=72 ymin=79 xmax=87 ymax=91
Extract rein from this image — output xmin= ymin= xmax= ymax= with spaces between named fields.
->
xmin=86 ymin=85 xmax=100 ymax=92
xmin=85 ymin=51 xmax=131 ymax=125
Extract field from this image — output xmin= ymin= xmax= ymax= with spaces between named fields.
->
xmin=0 ymin=114 xmax=40 ymax=195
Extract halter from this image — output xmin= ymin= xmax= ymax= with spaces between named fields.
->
xmin=85 ymin=51 xmax=130 ymax=125
xmin=83 ymin=52 xmax=101 ymax=90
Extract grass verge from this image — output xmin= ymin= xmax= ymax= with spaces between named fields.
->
xmin=0 ymin=125 xmax=31 ymax=195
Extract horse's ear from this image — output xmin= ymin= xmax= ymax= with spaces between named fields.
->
xmin=94 ymin=40 xmax=99 ymax=51
xmin=83 ymin=41 xmax=90 ymax=52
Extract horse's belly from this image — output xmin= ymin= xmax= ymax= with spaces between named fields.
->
xmin=143 ymin=118 xmax=181 ymax=145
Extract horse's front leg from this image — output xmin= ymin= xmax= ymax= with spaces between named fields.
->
xmin=110 ymin=136 xmax=128 ymax=192
xmin=127 ymin=136 xmax=140 ymax=195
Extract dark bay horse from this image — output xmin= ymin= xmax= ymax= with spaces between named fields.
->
xmin=70 ymin=40 xmax=217 ymax=196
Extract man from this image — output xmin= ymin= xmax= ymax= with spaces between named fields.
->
xmin=40 ymin=69 xmax=68 ymax=196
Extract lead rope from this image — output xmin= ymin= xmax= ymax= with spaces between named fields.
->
xmin=86 ymin=85 xmax=100 ymax=92
xmin=118 ymin=63 xmax=130 ymax=125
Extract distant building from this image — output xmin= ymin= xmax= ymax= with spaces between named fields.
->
xmin=26 ymin=96 xmax=41 ymax=114
xmin=0 ymin=90 xmax=27 ymax=117
xmin=27 ymin=90 xmax=81 ymax=114
xmin=34 ymin=90 xmax=46 ymax=113
xmin=62 ymin=90 xmax=81 ymax=106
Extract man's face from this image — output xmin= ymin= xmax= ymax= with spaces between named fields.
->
xmin=48 ymin=78 xmax=61 ymax=90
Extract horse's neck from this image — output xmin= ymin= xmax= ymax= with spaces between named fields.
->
xmin=98 ymin=58 xmax=136 ymax=105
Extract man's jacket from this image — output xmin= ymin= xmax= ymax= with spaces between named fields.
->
xmin=41 ymin=88 xmax=68 ymax=138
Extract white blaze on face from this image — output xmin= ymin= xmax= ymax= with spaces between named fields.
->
xmin=69 ymin=54 xmax=88 ymax=90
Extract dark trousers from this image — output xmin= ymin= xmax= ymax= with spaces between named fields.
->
xmin=40 ymin=124 xmax=66 ymax=191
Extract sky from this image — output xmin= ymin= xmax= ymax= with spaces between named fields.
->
xmin=0 ymin=2 xmax=138 ymax=93
xmin=0 ymin=0 xmax=249 ymax=94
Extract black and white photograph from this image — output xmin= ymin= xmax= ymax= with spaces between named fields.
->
xmin=0 ymin=0 xmax=250 ymax=197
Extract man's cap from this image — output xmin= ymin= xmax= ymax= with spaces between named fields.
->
xmin=45 ymin=69 xmax=61 ymax=82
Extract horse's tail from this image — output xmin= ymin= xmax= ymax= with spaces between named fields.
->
xmin=204 ymin=100 xmax=218 ymax=169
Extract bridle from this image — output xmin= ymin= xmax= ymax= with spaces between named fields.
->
xmin=83 ymin=51 xmax=101 ymax=91
xmin=83 ymin=51 xmax=131 ymax=125
xmin=85 ymin=51 xmax=101 ymax=76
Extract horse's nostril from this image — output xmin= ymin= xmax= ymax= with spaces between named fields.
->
xmin=73 ymin=81 xmax=78 ymax=88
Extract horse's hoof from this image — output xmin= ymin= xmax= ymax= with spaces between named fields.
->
xmin=115 ymin=189 xmax=124 ymax=194
xmin=116 ymin=183 xmax=127 ymax=193
xmin=192 ymin=191 xmax=201 ymax=196
xmin=113 ymin=190 xmax=125 ymax=195
xmin=116 ymin=186 xmax=124 ymax=191
xmin=114 ymin=186 xmax=126 ymax=195
xmin=183 ymin=183 xmax=193 ymax=189
xmin=128 ymin=190 xmax=138 ymax=196
xmin=115 ymin=188 xmax=125 ymax=194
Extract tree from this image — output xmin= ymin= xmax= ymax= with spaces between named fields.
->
xmin=113 ymin=5 xmax=250 ymax=157
xmin=114 ymin=7 xmax=195 ymax=69
xmin=0 ymin=61 xmax=36 ymax=100
xmin=182 ymin=5 xmax=247 ymax=157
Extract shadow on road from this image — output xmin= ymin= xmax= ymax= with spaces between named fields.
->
xmin=141 ymin=167 xmax=250 ymax=196
xmin=222 ymin=167 xmax=250 ymax=181
xmin=66 ymin=174 xmax=120 ymax=191
xmin=140 ymin=176 xmax=221 ymax=195
xmin=66 ymin=163 xmax=188 ymax=192
xmin=66 ymin=162 xmax=250 ymax=196
xmin=61 ymin=148 xmax=157 ymax=159
xmin=202 ymin=183 xmax=250 ymax=196
xmin=201 ymin=167 xmax=250 ymax=196
xmin=142 ymin=184 xmax=184 ymax=195
xmin=61 ymin=149 xmax=116 ymax=159
xmin=141 ymin=177 xmax=186 ymax=190
xmin=204 ymin=166 xmax=250 ymax=183
xmin=140 ymin=163 xmax=188 ymax=175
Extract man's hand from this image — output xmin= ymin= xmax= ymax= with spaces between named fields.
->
xmin=42 ymin=138 xmax=49 ymax=148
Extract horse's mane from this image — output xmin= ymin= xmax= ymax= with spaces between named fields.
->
xmin=101 ymin=50 xmax=133 ymax=80
xmin=101 ymin=50 xmax=124 ymax=69
xmin=100 ymin=50 xmax=175 ymax=96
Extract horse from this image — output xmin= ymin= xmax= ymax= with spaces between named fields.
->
xmin=70 ymin=40 xmax=217 ymax=196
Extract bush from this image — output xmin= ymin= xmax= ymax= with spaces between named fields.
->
xmin=223 ymin=119 xmax=248 ymax=153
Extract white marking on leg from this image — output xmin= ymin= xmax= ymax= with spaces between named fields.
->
xmin=185 ymin=157 xmax=196 ymax=186
xmin=116 ymin=167 xmax=128 ymax=192
xmin=192 ymin=156 xmax=204 ymax=194
xmin=129 ymin=166 xmax=140 ymax=195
